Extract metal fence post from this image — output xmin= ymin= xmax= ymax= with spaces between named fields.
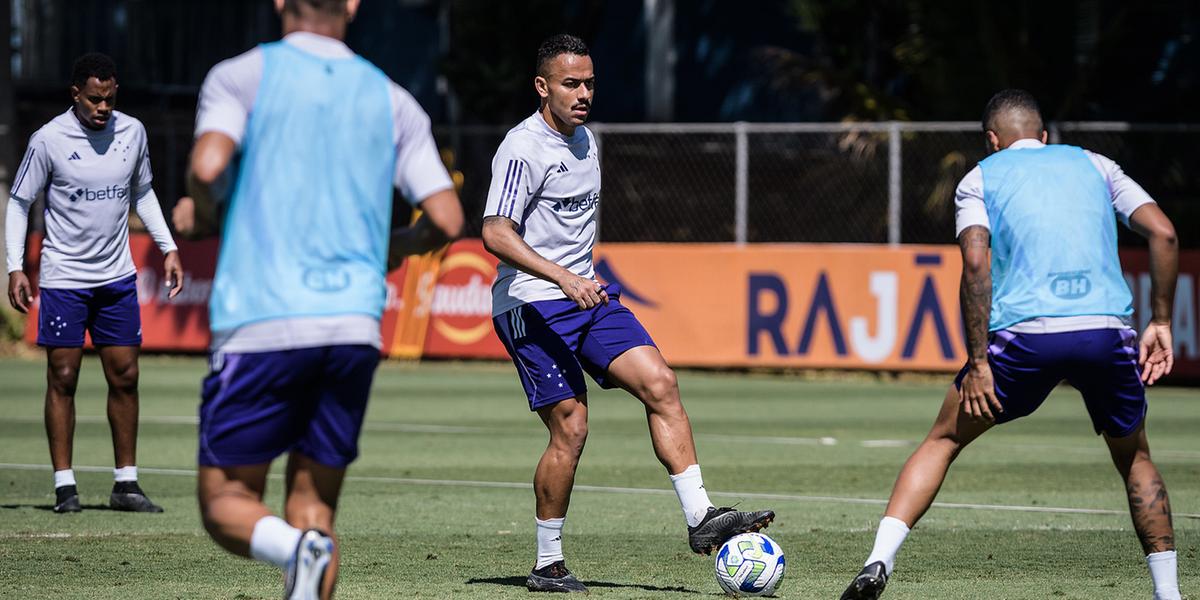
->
xmin=735 ymin=121 xmax=748 ymax=245
xmin=887 ymin=121 xmax=901 ymax=246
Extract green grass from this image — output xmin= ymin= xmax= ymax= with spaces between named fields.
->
xmin=1 ymin=356 xmax=1199 ymax=599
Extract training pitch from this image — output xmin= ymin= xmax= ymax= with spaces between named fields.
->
xmin=0 ymin=356 xmax=1197 ymax=599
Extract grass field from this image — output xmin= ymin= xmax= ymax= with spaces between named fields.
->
xmin=1 ymin=356 xmax=1198 ymax=599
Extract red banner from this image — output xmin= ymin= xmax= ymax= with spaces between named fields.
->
xmin=22 ymin=234 xmax=218 ymax=350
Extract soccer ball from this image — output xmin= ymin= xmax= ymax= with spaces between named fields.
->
xmin=714 ymin=532 xmax=785 ymax=596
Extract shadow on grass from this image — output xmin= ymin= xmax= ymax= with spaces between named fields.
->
xmin=0 ymin=503 xmax=121 ymax=511
xmin=466 ymin=576 xmax=702 ymax=594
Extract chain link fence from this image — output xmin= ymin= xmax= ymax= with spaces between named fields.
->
xmin=440 ymin=122 xmax=1200 ymax=246
xmin=7 ymin=110 xmax=1196 ymax=247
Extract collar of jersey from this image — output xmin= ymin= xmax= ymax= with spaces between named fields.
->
xmin=283 ymin=31 xmax=354 ymax=60
xmin=1007 ymin=138 xmax=1045 ymax=150
xmin=531 ymin=111 xmax=585 ymax=144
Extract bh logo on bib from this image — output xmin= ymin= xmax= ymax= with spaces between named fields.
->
xmin=1049 ymin=271 xmax=1092 ymax=299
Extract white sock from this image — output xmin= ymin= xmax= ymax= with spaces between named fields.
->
xmin=1147 ymin=550 xmax=1181 ymax=600
xmin=535 ymin=517 xmax=565 ymax=569
xmin=249 ymin=516 xmax=303 ymax=569
xmin=669 ymin=464 xmax=714 ymax=528
xmin=114 ymin=466 xmax=138 ymax=483
xmin=53 ymin=469 xmax=76 ymax=489
xmin=865 ymin=516 xmax=911 ymax=575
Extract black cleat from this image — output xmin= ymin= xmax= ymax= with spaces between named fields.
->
xmin=687 ymin=506 xmax=775 ymax=555
xmin=526 ymin=561 xmax=588 ymax=593
xmin=840 ymin=561 xmax=889 ymax=600
xmin=109 ymin=481 xmax=164 ymax=513
xmin=53 ymin=485 xmax=82 ymax=513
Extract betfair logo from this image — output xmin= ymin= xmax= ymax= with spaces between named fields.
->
xmin=552 ymin=192 xmax=600 ymax=213
xmin=67 ymin=185 xmax=128 ymax=202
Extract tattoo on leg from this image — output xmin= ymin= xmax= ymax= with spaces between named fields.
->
xmin=1127 ymin=477 xmax=1175 ymax=554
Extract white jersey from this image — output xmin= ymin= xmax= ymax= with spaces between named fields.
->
xmin=484 ymin=112 xmax=601 ymax=316
xmin=5 ymin=109 xmax=176 ymax=288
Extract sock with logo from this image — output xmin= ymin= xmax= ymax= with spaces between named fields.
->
xmin=865 ymin=516 xmax=911 ymax=576
xmin=250 ymin=516 xmax=303 ymax=569
xmin=1147 ymin=550 xmax=1181 ymax=600
xmin=670 ymin=464 xmax=714 ymax=528
xmin=535 ymin=517 xmax=565 ymax=569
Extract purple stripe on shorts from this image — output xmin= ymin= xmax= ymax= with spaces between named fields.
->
xmin=989 ymin=329 xmax=1017 ymax=356
xmin=1118 ymin=327 xmax=1138 ymax=359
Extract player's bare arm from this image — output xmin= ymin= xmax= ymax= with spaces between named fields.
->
xmin=1129 ymin=203 xmax=1179 ymax=384
xmin=183 ymin=131 xmax=237 ymax=237
xmin=957 ymin=225 xmax=1001 ymax=422
xmin=481 ymin=215 xmax=606 ymax=309
xmin=387 ymin=189 xmax=464 ymax=269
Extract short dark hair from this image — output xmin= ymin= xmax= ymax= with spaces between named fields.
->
xmin=71 ymin=53 xmax=116 ymax=88
xmin=982 ymin=89 xmax=1043 ymax=133
xmin=283 ymin=0 xmax=346 ymax=16
xmin=537 ymin=34 xmax=589 ymax=77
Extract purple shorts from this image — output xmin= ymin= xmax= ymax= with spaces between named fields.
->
xmin=493 ymin=285 xmax=657 ymax=410
xmin=198 ymin=345 xmax=380 ymax=468
xmin=955 ymin=328 xmax=1146 ymax=437
xmin=37 ymin=274 xmax=142 ymax=347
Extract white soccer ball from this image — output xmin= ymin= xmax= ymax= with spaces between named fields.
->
xmin=714 ymin=532 xmax=785 ymax=596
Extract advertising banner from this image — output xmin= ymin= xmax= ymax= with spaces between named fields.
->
xmin=19 ymin=234 xmax=1200 ymax=379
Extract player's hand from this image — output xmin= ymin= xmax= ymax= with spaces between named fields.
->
xmin=172 ymin=197 xmax=196 ymax=237
xmin=163 ymin=251 xmax=184 ymax=300
xmin=558 ymin=273 xmax=607 ymax=310
xmin=959 ymin=362 xmax=1002 ymax=423
xmin=1138 ymin=321 xmax=1174 ymax=385
xmin=7 ymin=271 xmax=32 ymax=313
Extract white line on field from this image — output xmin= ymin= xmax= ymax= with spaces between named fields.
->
xmin=2 ymin=462 xmax=1197 ymax=520
xmin=6 ymin=415 xmax=1200 ymax=457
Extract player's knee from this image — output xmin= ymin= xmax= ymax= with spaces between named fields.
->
xmin=106 ymin=361 xmax=139 ymax=394
xmin=642 ymin=366 xmax=679 ymax=406
xmin=554 ymin=418 xmax=589 ymax=455
xmin=48 ymin=366 xmax=80 ymax=397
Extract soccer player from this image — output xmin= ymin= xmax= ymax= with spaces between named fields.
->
xmin=5 ymin=52 xmax=182 ymax=514
xmin=481 ymin=34 xmax=775 ymax=594
xmin=182 ymin=1 xmax=463 ymax=598
xmin=840 ymin=90 xmax=1181 ymax=600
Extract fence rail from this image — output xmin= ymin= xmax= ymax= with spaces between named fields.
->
xmin=435 ymin=121 xmax=1200 ymax=246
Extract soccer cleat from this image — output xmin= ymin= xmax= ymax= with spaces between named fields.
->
xmin=53 ymin=485 xmax=82 ymax=513
xmin=687 ymin=506 xmax=775 ymax=555
xmin=284 ymin=529 xmax=335 ymax=600
xmin=526 ymin=561 xmax=588 ymax=593
xmin=840 ymin=561 xmax=889 ymax=600
xmin=109 ymin=481 xmax=164 ymax=513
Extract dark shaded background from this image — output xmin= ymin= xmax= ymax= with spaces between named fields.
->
xmin=2 ymin=0 xmax=1197 ymax=244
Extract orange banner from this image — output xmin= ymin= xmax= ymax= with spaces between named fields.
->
xmin=592 ymin=244 xmax=964 ymax=370
xmin=19 ymin=235 xmax=1200 ymax=381
xmin=593 ymin=244 xmax=1200 ymax=378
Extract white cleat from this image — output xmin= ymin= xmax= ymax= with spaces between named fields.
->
xmin=284 ymin=529 xmax=335 ymax=600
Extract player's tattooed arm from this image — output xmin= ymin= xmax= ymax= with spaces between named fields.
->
xmin=958 ymin=226 xmax=992 ymax=365
xmin=481 ymin=216 xmax=606 ymax=309
xmin=956 ymin=225 xmax=1002 ymax=421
